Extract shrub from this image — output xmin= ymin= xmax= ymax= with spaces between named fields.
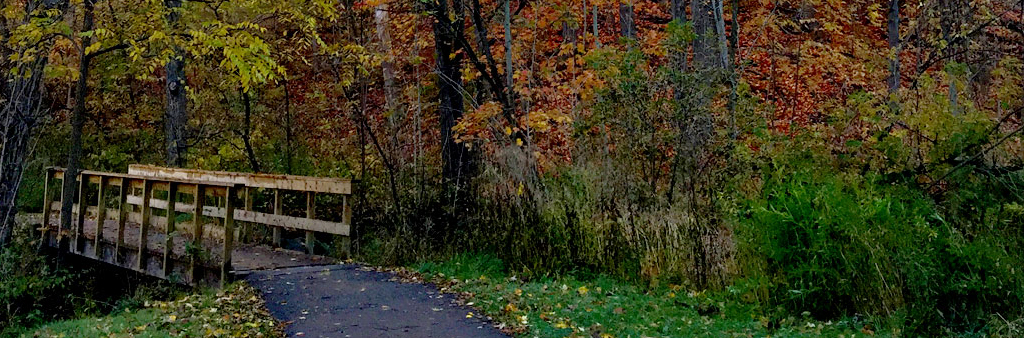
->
xmin=736 ymin=149 xmax=1024 ymax=335
xmin=0 ymin=226 xmax=73 ymax=336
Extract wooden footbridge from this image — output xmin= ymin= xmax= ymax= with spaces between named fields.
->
xmin=37 ymin=165 xmax=353 ymax=287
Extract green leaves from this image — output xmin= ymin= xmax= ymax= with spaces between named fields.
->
xmin=664 ymin=19 xmax=695 ymax=50
xmin=187 ymin=21 xmax=283 ymax=92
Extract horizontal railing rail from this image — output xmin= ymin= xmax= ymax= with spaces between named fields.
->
xmin=129 ymin=164 xmax=353 ymax=194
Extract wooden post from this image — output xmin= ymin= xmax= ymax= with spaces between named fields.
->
xmin=54 ymin=171 xmax=67 ymax=250
xmin=190 ymin=184 xmax=206 ymax=285
xmin=242 ymin=187 xmax=253 ymax=243
xmin=305 ymin=191 xmax=315 ymax=255
xmin=221 ymin=185 xmax=237 ymax=287
xmin=340 ymin=195 xmax=352 ymax=258
xmin=75 ymin=173 xmax=87 ymax=253
xmin=272 ymin=189 xmax=282 ymax=247
xmin=116 ymin=177 xmax=129 ymax=254
xmin=163 ymin=182 xmax=177 ymax=278
xmin=137 ymin=180 xmax=153 ymax=271
xmin=93 ymin=176 xmax=108 ymax=257
xmin=39 ymin=168 xmax=55 ymax=248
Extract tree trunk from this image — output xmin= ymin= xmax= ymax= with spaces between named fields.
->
xmin=0 ymin=0 xmax=69 ymax=247
xmin=466 ymin=0 xmax=518 ymax=124
xmin=504 ymin=0 xmax=514 ymax=102
xmin=940 ymin=0 xmax=959 ymax=114
xmin=375 ymin=3 xmax=398 ymax=113
xmin=283 ymin=81 xmax=293 ymax=174
xmin=728 ymin=0 xmax=740 ymax=137
xmin=164 ymin=0 xmax=188 ymax=167
xmin=713 ymin=0 xmax=730 ymax=70
xmin=691 ymin=0 xmax=725 ymax=69
xmin=59 ymin=0 xmax=96 ymax=244
xmin=618 ymin=1 xmax=634 ymax=38
xmin=582 ymin=0 xmax=588 ymax=52
xmin=670 ymin=0 xmax=688 ymax=70
xmin=593 ymin=5 xmax=600 ymax=48
xmin=887 ymin=0 xmax=900 ymax=92
xmin=729 ymin=0 xmax=738 ymax=62
xmin=667 ymin=0 xmax=688 ymax=205
xmin=241 ymin=90 xmax=261 ymax=173
xmin=432 ymin=0 xmax=475 ymax=184
xmin=619 ymin=1 xmax=636 ymax=39
xmin=562 ymin=22 xmax=577 ymax=45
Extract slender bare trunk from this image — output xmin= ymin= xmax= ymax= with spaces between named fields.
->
xmin=582 ymin=0 xmax=587 ymax=52
xmin=593 ymin=5 xmax=600 ymax=48
xmin=375 ymin=4 xmax=398 ymax=113
xmin=714 ymin=0 xmax=729 ymax=69
xmin=619 ymin=1 xmax=636 ymax=39
xmin=728 ymin=0 xmax=740 ymax=137
xmin=283 ymin=81 xmax=293 ymax=174
xmin=670 ymin=0 xmax=688 ymax=70
xmin=504 ymin=0 xmax=514 ymax=104
xmin=940 ymin=0 xmax=959 ymax=115
xmin=712 ymin=0 xmax=736 ymax=136
xmin=887 ymin=0 xmax=900 ymax=93
xmin=241 ymin=90 xmax=261 ymax=173
xmin=692 ymin=0 xmax=726 ymax=70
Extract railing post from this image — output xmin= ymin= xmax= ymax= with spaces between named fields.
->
xmin=272 ymin=189 xmax=282 ymax=247
xmin=116 ymin=177 xmax=129 ymax=256
xmin=242 ymin=187 xmax=253 ymax=243
xmin=340 ymin=195 xmax=352 ymax=259
xmin=137 ymin=179 xmax=153 ymax=271
xmin=38 ymin=168 xmax=56 ymax=250
xmin=163 ymin=182 xmax=177 ymax=279
xmin=94 ymin=176 xmax=108 ymax=258
xmin=221 ymin=185 xmax=238 ymax=287
xmin=190 ymin=184 xmax=206 ymax=285
xmin=305 ymin=191 xmax=315 ymax=255
xmin=54 ymin=171 xmax=67 ymax=251
xmin=75 ymin=173 xmax=87 ymax=253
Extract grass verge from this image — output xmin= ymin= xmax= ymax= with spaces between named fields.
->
xmin=417 ymin=253 xmax=890 ymax=338
xmin=23 ymin=283 xmax=281 ymax=338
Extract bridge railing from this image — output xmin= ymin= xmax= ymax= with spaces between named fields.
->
xmin=127 ymin=165 xmax=353 ymax=256
xmin=40 ymin=166 xmax=354 ymax=286
xmin=41 ymin=167 xmax=241 ymax=286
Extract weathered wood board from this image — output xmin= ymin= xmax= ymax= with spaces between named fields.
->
xmin=129 ymin=165 xmax=353 ymax=194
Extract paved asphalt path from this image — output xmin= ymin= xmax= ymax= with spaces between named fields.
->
xmin=245 ymin=265 xmax=510 ymax=338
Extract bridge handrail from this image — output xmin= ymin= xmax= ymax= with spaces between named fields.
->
xmin=126 ymin=165 xmax=353 ymax=255
xmin=128 ymin=164 xmax=353 ymax=194
xmin=40 ymin=166 xmax=355 ymax=287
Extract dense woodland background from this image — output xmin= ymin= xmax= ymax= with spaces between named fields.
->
xmin=1 ymin=0 xmax=1023 ymax=336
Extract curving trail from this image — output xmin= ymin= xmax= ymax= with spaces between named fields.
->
xmin=246 ymin=265 xmax=509 ymax=338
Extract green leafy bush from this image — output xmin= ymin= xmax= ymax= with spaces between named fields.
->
xmin=736 ymin=146 xmax=1024 ymax=336
xmin=0 ymin=230 xmax=73 ymax=336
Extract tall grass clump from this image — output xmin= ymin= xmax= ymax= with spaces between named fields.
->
xmin=734 ymin=123 xmax=1024 ymax=335
xmin=461 ymin=39 xmax=739 ymax=287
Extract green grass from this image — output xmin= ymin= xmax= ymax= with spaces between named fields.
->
xmin=22 ymin=283 xmax=280 ymax=338
xmin=418 ymin=253 xmax=889 ymax=338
